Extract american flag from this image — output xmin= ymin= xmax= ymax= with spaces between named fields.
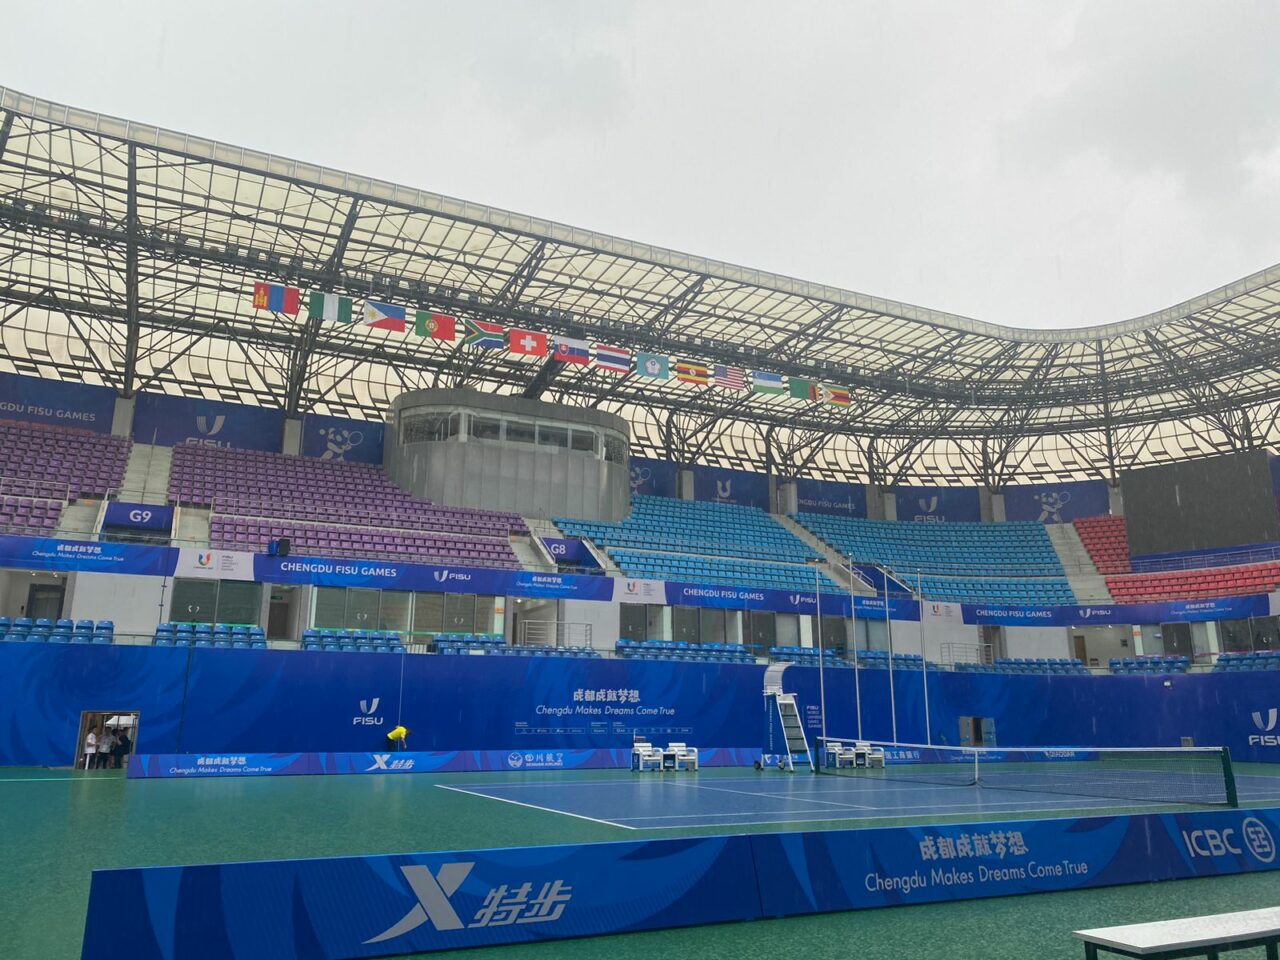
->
xmin=713 ymin=364 xmax=747 ymax=391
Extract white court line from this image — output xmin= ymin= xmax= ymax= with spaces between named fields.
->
xmin=620 ymin=795 xmax=1168 ymax=822
xmin=0 ymin=776 xmax=120 ymax=783
xmin=659 ymin=779 xmax=878 ymax=811
xmin=435 ymin=783 xmax=635 ymax=830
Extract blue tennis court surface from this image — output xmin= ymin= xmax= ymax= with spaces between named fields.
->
xmin=439 ymin=767 xmax=1280 ymax=830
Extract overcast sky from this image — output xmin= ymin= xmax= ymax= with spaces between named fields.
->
xmin=9 ymin=2 xmax=1279 ymax=330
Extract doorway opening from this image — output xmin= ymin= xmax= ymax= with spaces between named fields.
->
xmin=76 ymin=711 xmax=140 ymax=770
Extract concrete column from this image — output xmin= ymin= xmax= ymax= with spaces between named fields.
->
xmin=989 ymin=491 xmax=1007 ymax=522
xmin=979 ymin=487 xmax=995 ymax=522
xmin=726 ymin=609 xmax=745 ymax=645
xmin=775 ymin=480 xmax=798 ymax=515
xmin=799 ymin=616 xmax=815 ymax=648
xmin=1108 ymin=483 xmax=1124 ymax=516
xmin=883 ymin=491 xmax=898 ymax=521
xmin=1201 ymin=621 xmax=1222 ymax=656
xmin=111 ymin=394 xmax=135 ymax=439
xmin=678 ymin=468 xmax=695 ymax=501
xmin=282 ymin=416 xmax=303 ymax=457
xmin=657 ymin=606 xmax=674 ymax=641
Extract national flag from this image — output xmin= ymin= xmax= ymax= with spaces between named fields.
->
xmin=553 ymin=337 xmax=590 ymax=364
xmin=819 ymin=384 xmax=851 ymax=406
xmin=307 ymin=291 xmax=353 ymax=323
xmin=789 ymin=377 xmax=814 ymax=400
xmin=415 ymin=311 xmax=456 ymax=340
xmin=713 ymin=365 xmax=747 ymax=391
xmin=252 ymin=282 xmax=301 ymax=315
xmin=594 ymin=344 xmax=632 ymax=374
xmin=675 ymin=361 xmax=710 ymax=386
xmin=362 ymin=300 xmax=407 ymax=332
xmin=751 ymin=370 xmax=786 ymax=395
xmin=461 ymin=318 xmax=505 ymax=349
xmin=636 ymin=352 xmax=670 ymax=379
xmin=508 ymin=328 xmax=549 ymax=357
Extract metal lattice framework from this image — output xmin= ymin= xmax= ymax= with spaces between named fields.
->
xmin=2 ymin=86 xmax=1279 ymax=488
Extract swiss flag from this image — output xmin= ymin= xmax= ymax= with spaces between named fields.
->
xmin=508 ymin=328 xmax=549 ymax=357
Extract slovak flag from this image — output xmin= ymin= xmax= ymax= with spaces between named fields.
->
xmin=362 ymin=300 xmax=407 ymax=332
xmin=508 ymin=328 xmax=549 ymax=356
xmin=553 ymin=337 xmax=590 ymax=364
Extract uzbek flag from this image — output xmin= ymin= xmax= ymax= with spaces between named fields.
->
xmin=252 ymin=282 xmax=301 ymax=315
xmin=362 ymin=300 xmax=407 ymax=332
xmin=751 ymin=371 xmax=786 ymax=395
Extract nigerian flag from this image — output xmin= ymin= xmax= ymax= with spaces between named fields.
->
xmin=308 ymin=291 xmax=354 ymax=323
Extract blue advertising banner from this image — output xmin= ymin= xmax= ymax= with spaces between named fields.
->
xmin=0 ymin=371 xmax=115 ymax=433
xmin=82 ymin=809 xmax=1280 ymax=959
xmin=83 ymin=835 xmax=760 ymax=960
xmin=102 ymin=502 xmax=174 ymax=532
xmin=794 ymin=477 xmax=867 ymax=518
xmin=1002 ymin=479 xmax=1110 ymax=523
xmin=628 ymin=457 xmax=679 ymax=499
xmin=691 ymin=464 xmax=770 ymax=509
xmin=541 ymin=537 xmax=600 ymax=568
xmin=894 ymin=486 xmax=982 ymax=523
xmin=127 ymin=747 xmax=762 ymax=778
xmin=0 ymin=535 xmax=175 ymax=576
xmin=133 ymin=392 xmax=285 ymax=451
xmin=962 ymin=594 xmax=1272 ymax=627
xmin=302 ymin=412 xmax=385 ymax=464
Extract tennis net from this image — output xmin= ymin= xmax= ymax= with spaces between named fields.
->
xmin=816 ymin=739 xmax=1238 ymax=807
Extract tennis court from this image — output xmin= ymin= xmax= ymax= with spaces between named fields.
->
xmin=441 ymin=761 xmax=1280 ymax=830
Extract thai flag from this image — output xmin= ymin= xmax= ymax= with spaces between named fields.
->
xmin=553 ymin=337 xmax=591 ymax=364
xmin=594 ymin=344 xmax=632 ymax=373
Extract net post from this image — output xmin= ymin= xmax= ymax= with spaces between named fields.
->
xmin=1221 ymin=747 xmax=1239 ymax=808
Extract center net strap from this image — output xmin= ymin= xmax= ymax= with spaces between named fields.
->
xmin=816 ymin=739 xmax=1236 ymax=807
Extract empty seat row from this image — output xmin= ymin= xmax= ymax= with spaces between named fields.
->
xmin=617 ymin=638 xmax=755 ymax=664
xmin=441 ymin=644 xmax=602 ymax=658
xmin=958 ymin=657 xmax=1089 ymax=675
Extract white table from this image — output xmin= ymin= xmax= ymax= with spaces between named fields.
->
xmin=1075 ymin=907 xmax=1280 ymax=959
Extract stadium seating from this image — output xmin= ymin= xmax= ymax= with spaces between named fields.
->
xmin=1213 ymin=650 xmax=1280 ymax=672
xmin=1109 ymin=656 xmax=1190 ymax=675
xmin=559 ymin=496 xmax=819 ymax=563
xmin=794 ymin=514 xmax=1074 ymax=604
xmin=298 ymin=627 xmax=406 ymax=654
xmin=1105 ymin=561 xmax=1280 ymax=603
xmin=182 ymin=445 xmax=525 ymax=568
xmin=854 ymin=649 xmax=939 ymax=670
xmin=558 ymin=496 xmax=842 ymax=594
xmin=440 ymin=641 xmax=602 ymax=658
xmin=618 ymin=638 xmax=755 ymax=663
xmin=956 ymin=657 xmax=1089 ymax=675
xmin=0 ymin=618 xmax=115 ymax=644
xmin=0 ymin=419 xmax=131 ymax=498
xmin=154 ymin=622 xmax=270 ymax=650
xmin=0 ymin=494 xmax=62 ymax=534
xmin=1073 ymin=515 xmax=1130 ymax=573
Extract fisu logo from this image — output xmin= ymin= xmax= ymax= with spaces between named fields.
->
xmin=919 ymin=496 xmax=938 ymax=513
xmin=195 ymin=414 xmax=225 ymax=436
xmin=1249 ymin=708 xmax=1279 ymax=747
xmin=353 ymin=697 xmax=384 ymax=726
xmin=433 ymin=570 xmax=450 ymax=583
xmin=1254 ymin=709 xmax=1277 ymax=732
xmin=716 ymin=479 xmax=732 ymax=500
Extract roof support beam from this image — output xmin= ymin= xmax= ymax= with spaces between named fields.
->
xmin=120 ymin=143 xmax=140 ymax=397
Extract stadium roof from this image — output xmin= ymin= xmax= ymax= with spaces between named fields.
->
xmin=1 ymin=84 xmax=1278 ymax=487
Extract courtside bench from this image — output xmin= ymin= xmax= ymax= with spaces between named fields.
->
xmin=1075 ymin=907 xmax=1280 ymax=959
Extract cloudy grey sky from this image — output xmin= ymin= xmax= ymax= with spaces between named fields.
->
xmin=9 ymin=2 xmax=1279 ymax=329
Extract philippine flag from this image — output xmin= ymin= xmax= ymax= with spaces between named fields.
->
xmin=553 ymin=337 xmax=590 ymax=364
xmin=362 ymin=300 xmax=407 ymax=332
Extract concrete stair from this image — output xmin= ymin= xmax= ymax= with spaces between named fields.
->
xmin=55 ymin=498 xmax=103 ymax=539
xmin=774 ymin=514 xmax=876 ymax=595
xmin=118 ymin=443 xmax=173 ymax=505
xmin=175 ymin=506 xmax=211 ymax=547
xmin=1046 ymin=522 xmax=1113 ymax=602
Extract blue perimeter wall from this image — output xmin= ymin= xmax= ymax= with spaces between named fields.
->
xmin=3 ymin=643 xmax=1277 ymax=767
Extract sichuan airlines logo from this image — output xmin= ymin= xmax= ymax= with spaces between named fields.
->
xmin=364 ymin=863 xmax=573 ymax=943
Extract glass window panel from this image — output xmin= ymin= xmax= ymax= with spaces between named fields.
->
xmin=412 ymin=592 xmax=445 ymax=637
xmin=570 ymin=429 xmax=596 ymax=453
xmin=378 ymin=591 xmax=412 ymax=632
xmin=474 ymin=596 xmax=496 ymax=635
xmin=507 ymin=421 xmax=536 ymax=444
xmin=470 ymin=416 xmax=502 ymax=441
xmin=699 ymin=608 xmax=726 ymax=645
xmin=314 ymin=587 xmax=347 ymax=629
xmin=215 ymin=581 xmax=262 ymax=625
xmin=170 ymin=578 xmax=217 ymax=624
xmin=747 ymin=611 xmax=775 ymax=652
xmin=444 ymin=593 xmax=476 ymax=633
xmin=646 ymin=605 xmax=666 ymax=641
xmin=537 ymin=424 xmax=569 ymax=448
xmin=1219 ymin=619 xmax=1253 ymax=653
xmin=620 ymin=603 xmax=647 ymax=642
xmin=400 ymin=413 xmax=459 ymax=444
xmin=603 ymin=435 xmax=627 ymax=463
xmin=345 ymin=588 xmax=380 ymax=630
xmin=775 ymin=613 xmax=800 ymax=647
xmin=820 ymin=616 xmax=847 ymax=653
xmin=672 ymin=606 xmax=699 ymax=643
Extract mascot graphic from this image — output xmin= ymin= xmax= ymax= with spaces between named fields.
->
xmin=318 ymin=426 xmax=364 ymax=461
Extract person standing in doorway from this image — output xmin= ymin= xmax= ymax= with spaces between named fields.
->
xmin=112 ymin=727 xmax=132 ymax=769
xmin=82 ymin=726 xmax=98 ymax=770
xmin=96 ymin=726 xmax=116 ymax=769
